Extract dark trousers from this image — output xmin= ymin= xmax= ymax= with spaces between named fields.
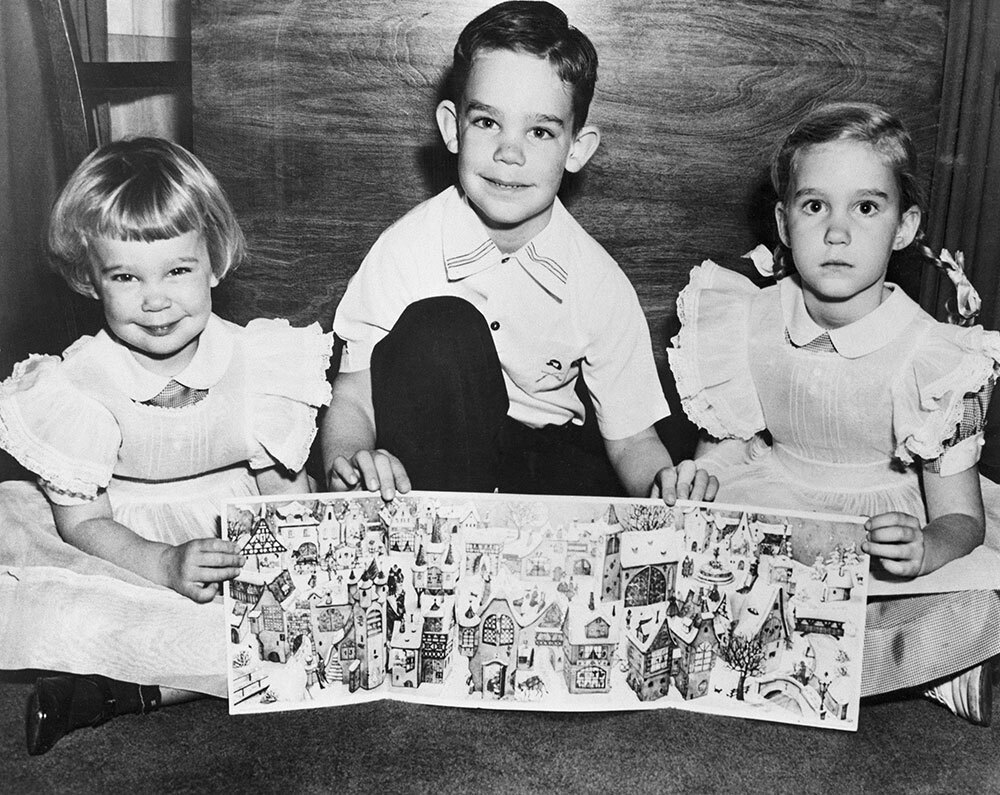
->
xmin=370 ymin=297 xmax=623 ymax=496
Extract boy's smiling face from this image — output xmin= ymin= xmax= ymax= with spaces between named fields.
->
xmin=437 ymin=48 xmax=600 ymax=253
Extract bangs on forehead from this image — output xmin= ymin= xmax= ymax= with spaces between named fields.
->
xmin=88 ymin=163 xmax=205 ymax=242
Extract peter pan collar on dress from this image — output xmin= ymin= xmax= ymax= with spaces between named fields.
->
xmin=95 ymin=313 xmax=234 ymax=402
xmin=780 ymin=275 xmax=921 ymax=358
xmin=441 ymin=186 xmax=569 ymax=301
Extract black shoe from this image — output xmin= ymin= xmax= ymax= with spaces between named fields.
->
xmin=25 ymin=675 xmax=116 ymax=756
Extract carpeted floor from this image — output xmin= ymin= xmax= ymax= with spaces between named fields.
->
xmin=1 ymin=671 xmax=997 ymax=794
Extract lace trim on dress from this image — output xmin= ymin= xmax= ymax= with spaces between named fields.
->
xmin=0 ymin=355 xmax=114 ymax=498
xmin=669 ymin=261 xmax=765 ymax=441
xmin=895 ymin=328 xmax=1000 ymax=466
xmin=244 ymin=319 xmax=334 ymax=472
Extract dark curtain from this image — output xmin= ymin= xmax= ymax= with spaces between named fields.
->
xmin=922 ymin=0 xmax=1000 ymax=329
xmin=0 ymin=1 xmax=100 ymax=380
xmin=0 ymin=1 xmax=100 ymax=479
xmin=925 ymin=2 xmax=1000 ymax=480
xmin=1 ymin=0 xmax=65 ymax=378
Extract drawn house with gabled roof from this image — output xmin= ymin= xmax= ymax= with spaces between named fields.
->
xmin=411 ymin=519 xmax=461 ymax=596
xmin=726 ymin=512 xmax=757 ymax=558
xmin=246 ymin=569 xmax=297 ymax=663
xmin=469 ymin=590 xmax=522 ymax=699
xmin=457 ymin=601 xmax=481 ymax=664
xmin=754 ymin=519 xmax=791 ymax=557
xmin=435 ymin=503 xmax=484 ymax=536
xmin=348 ymin=561 xmax=388 ymax=690
xmin=389 ymin=610 xmax=423 ymax=689
xmin=297 ymin=585 xmax=353 ymax=675
xmin=735 ymin=581 xmax=793 ymax=673
xmin=564 ymin=516 xmax=606 ymax=572
xmin=380 ymin=500 xmax=418 ymax=552
xmin=562 ymin=593 xmax=619 ymax=694
xmin=419 ymin=594 xmax=456 ymax=684
xmin=683 ymin=508 xmax=711 ymax=553
xmin=502 ymin=530 xmax=557 ymax=581
xmin=530 ymin=599 xmax=567 ymax=670
xmin=670 ymin=602 xmax=720 ymax=700
xmin=229 ymin=601 xmax=250 ymax=645
xmin=625 ymin=613 xmax=674 ymax=701
xmin=822 ymin=565 xmax=856 ymax=602
xmin=239 ymin=513 xmax=287 ymax=571
xmin=766 ymin=554 xmax=794 ymax=589
xmin=229 ymin=573 xmax=266 ymax=611
xmin=273 ymin=501 xmax=320 ymax=568
xmin=462 ymin=525 xmax=513 ymax=578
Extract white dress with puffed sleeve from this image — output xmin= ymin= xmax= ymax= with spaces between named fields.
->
xmin=0 ymin=315 xmax=332 ymax=696
xmin=669 ymin=261 xmax=1000 ymax=694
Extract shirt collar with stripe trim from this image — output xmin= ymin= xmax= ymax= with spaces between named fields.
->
xmin=780 ymin=274 xmax=921 ymax=358
xmin=441 ymin=186 xmax=569 ymax=301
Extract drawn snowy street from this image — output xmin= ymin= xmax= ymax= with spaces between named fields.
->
xmin=223 ymin=492 xmax=869 ymax=730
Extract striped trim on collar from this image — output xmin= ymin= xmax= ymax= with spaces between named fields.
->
xmin=445 ymin=239 xmax=498 ymax=280
xmin=525 ymin=241 xmax=567 ymax=286
xmin=441 ymin=187 xmax=569 ymax=300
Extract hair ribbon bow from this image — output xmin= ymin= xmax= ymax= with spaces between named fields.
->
xmin=940 ymin=249 xmax=981 ymax=322
xmin=743 ymin=244 xmax=775 ymax=277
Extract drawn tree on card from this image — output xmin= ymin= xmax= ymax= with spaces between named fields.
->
xmin=720 ymin=633 xmax=765 ymax=701
xmin=228 ymin=508 xmax=255 ymax=539
xmin=505 ymin=501 xmax=546 ymax=533
xmin=615 ymin=504 xmax=671 ymax=533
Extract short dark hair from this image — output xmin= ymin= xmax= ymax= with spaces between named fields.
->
xmin=450 ymin=1 xmax=598 ymax=131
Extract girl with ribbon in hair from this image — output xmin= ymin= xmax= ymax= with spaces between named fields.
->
xmin=670 ymin=102 xmax=1000 ymax=725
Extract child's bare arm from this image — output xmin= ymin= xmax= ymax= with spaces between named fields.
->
xmin=320 ymin=369 xmax=410 ymax=500
xmin=865 ymin=464 xmax=985 ymax=578
xmin=695 ymin=432 xmax=760 ymax=468
xmin=605 ymin=425 xmax=719 ymax=502
xmin=255 ymin=465 xmax=310 ymax=496
xmin=52 ymin=494 xmax=243 ymax=603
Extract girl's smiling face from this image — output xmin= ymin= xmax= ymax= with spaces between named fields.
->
xmin=84 ymin=230 xmax=218 ymax=376
xmin=775 ymin=138 xmax=920 ymax=328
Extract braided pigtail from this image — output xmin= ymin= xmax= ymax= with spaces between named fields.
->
xmin=770 ymin=240 xmax=795 ymax=280
xmin=912 ymin=231 xmax=981 ymax=325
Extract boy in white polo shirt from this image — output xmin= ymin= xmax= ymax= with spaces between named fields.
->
xmin=322 ymin=1 xmax=716 ymax=503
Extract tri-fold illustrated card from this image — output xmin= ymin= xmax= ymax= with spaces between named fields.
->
xmin=223 ymin=491 xmax=869 ymax=731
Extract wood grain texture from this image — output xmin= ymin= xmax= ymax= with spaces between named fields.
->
xmin=192 ymin=0 xmax=947 ymax=358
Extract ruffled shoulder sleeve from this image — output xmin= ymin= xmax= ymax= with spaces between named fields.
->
xmin=667 ymin=260 xmax=767 ymax=440
xmin=892 ymin=322 xmax=1000 ymax=471
xmin=242 ymin=318 xmax=334 ymax=472
xmin=0 ymin=344 xmax=120 ymax=498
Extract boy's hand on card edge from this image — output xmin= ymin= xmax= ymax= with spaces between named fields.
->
xmin=650 ymin=459 xmax=719 ymax=505
xmin=327 ymin=449 xmax=411 ymax=501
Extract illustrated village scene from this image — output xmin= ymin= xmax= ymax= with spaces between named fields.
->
xmin=223 ymin=493 xmax=870 ymax=730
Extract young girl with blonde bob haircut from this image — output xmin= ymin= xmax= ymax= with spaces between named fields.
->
xmin=670 ymin=102 xmax=1000 ymax=725
xmin=0 ymin=137 xmax=332 ymax=753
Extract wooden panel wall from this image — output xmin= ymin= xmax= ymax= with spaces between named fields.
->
xmin=192 ymin=0 xmax=948 ymax=360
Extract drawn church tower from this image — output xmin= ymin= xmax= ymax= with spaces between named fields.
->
xmin=349 ymin=560 xmax=388 ymax=689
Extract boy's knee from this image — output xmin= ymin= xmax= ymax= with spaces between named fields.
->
xmin=375 ymin=297 xmax=495 ymax=373
xmin=394 ymin=296 xmax=486 ymax=339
